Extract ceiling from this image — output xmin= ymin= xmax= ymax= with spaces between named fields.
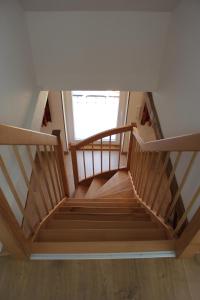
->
xmin=19 ymin=0 xmax=180 ymax=11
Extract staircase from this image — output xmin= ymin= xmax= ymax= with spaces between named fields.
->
xmin=36 ymin=171 xmax=169 ymax=243
xmin=0 ymin=123 xmax=200 ymax=258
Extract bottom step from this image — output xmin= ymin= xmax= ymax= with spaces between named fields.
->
xmin=37 ymin=228 xmax=167 ymax=242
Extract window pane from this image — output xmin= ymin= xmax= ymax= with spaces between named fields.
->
xmin=72 ymin=91 xmax=120 ymax=140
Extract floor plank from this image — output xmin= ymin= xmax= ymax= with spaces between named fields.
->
xmin=0 ymin=256 xmax=200 ymax=300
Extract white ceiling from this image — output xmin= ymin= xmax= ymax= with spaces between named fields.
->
xmin=19 ymin=0 xmax=180 ymax=11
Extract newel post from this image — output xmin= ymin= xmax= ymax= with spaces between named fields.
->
xmin=70 ymin=144 xmax=79 ymax=188
xmin=52 ymin=130 xmax=69 ymax=197
xmin=0 ymin=188 xmax=29 ymax=258
xmin=127 ymin=123 xmax=137 ymax=170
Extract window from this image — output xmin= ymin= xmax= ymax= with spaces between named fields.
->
xmin=72 ymin=91 xmax=120 ymax=141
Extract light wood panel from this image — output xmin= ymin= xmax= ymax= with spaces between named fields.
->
xmin=133 ymin=129 xmax=200 ymax=151
xmin=0 ymin=124 xmax=57 ymax=145
xmin=72 ymin=124 xmax=134 ymax=149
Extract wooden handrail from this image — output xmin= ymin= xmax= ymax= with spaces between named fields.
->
xmin=70 ymin=124 xmax=135 ymax=187
xmin=133 ymin=129 xmax=200 ymax=152
xmin=0 ymin=124 xmax=58 ymax=145
xmin=71 ymin=125 xmax=135 ymax=149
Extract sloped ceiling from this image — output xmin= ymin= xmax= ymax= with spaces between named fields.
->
xmin=19 ymin=0 xmax=180 ymax=11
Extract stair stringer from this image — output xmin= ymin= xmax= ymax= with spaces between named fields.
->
xmin=128 ymin=171 xmax=175 ymax=239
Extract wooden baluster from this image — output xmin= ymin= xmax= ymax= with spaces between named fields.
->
xmin=50 ymin=146 xmax=66 ymax=199
xmin=138 ymin=151 xmax=148 ymax=196
xmin=83 ymin=147 xmax=86 ymax=179
xmin=12 ymin=145 xmax=42 ymax=221
xmin=49 ymin=145 xmax=63 ymax=200
xmin=165 ymin=152 xmax=197 ymax=219
xmin=118 ymin=133 xmax=122 ymax=170
xmin=43 ymin=145 xmax=59 ymax=205
xmin=156 ymin=151 xmax=182 ymax=216
xmin=36 ymin=145 xmax=54 ymax=209
xmin=0 ymin=187 xmax=29 ymax=257
xmin=0 ymin=155 xmax=33 ymax=233
xmin=146 ymin=152 xmax=162 ymax=206
xmin=26 ymin=145 xmax=49 ymax=214
xmin=142 ymin=152 xmax=155 ymax=203
xmin=70 ymin=145 xmax=79 ymax=188
xmin=129 ymin=136 xmax=135 ymax=176
xmin=101 ymin=138 xmax=103 ymax=172
xmin=135 ymin=148 xmax=142 ymax=191
xmin=133 ymin=142 xmax=139 ymax=182
xmin=175 ymin=184 xmax=200 ymax=234
xmin=52 ymin=130 xmax=69 ymax=196
xmin=109 ymin=135 xmax=111 ymax=170
xmin=140 ymin=152 xmax=150 ymax=198
xmin=127 ymin=129 xmax=133 ymax=169
xmin=53 ymin=145 xmax=65 ymax=197
xmin=92 ymin=142 xmax=95 ymax=176
xmin=151 ymin=152 xmax=170 ymax=210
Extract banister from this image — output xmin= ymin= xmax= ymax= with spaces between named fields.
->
xmin=0 ymin=124 xmax=58 ymax=145
xmin=71 ymin=124 xmax=135 ymax=149
xmin=133 ymin=129 xmax=200 ymax=152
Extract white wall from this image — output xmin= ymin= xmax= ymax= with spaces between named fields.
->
xmin=0 ymin=0 xmax=40 ymax=251
xmin=26 ymin=11 xmax=170 ymax=90
xmin=0 ymin=0 xmax=37 ymax=127
xmin=153 ymin=0 xmax=200 ymax=219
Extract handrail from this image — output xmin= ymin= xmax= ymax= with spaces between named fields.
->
xmin=130 ymin=128 xmax=200 ymax=253
xmin=70 ymin=124 xmax=135 ymax=187
xmin=133 ymin=129 xmax=200 ymax=152
xmin=71 ymin=124 xmax=135 ymax=149
xmin=0 ymin=125 xmax=69 ymax=257
xmin=0 ymin=124 xmax=58 ymax=145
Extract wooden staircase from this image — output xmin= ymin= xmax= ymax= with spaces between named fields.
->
xmin=0 ymin=123 xmax=200 ymax=258
xmin=35 ymin=171 xmax=169 ymax=243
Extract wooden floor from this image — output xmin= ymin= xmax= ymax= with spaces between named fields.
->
xmin=0 ymin=256 xmax=200 ymax=300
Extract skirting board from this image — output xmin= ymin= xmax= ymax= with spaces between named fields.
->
xmin=31 ymin=251 xmax=176 ymax=260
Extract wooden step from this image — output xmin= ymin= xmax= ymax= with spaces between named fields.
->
xmin=74 ymin=184 xmax=89 ymax=198
xmin=61 ymin=201 xmax=141 ymax=208
xmin=84 ymin=178 xmax=107 ymax=198
xmin=63 ymin=198 xmax=139 ymax=203
xmin=46 ymin=219 xmax=159 ymax=229
xmin=37 ymin=228 xmax=167 ymax=242
xmin=57 ymin=206 xmax=146 ymax=214
xmin=53 ymin=213 xmax=151 ymax=221
xmin=95 ymin=171 xmax=135 ymax=198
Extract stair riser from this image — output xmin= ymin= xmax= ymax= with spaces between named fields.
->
xmin=53 ymin=214 xmax=151 ymax=221
xmin=46 ymin=220 xmax=159 ymax=229
xmin=57 ymin=207 xmax=146 ymax=214
xmin=38 ymin=228 xmax=167 ymax=242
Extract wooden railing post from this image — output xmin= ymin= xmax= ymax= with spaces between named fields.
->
xmin=52 ymin=130 xmax=69 ymax=197
xmin=127 ymin=125 xmax=135 ymax=169
xmin=70 ymin=145 xmax=79 ymax=188
xmin=0 ymin=188 xmax=29 ymax=258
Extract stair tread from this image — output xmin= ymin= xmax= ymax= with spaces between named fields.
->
xmin=95 ymin=171 xmax=135 ymax=198
xmin=63 ymin=198 xmax=139 ymax=203
xmin=74 ymin=184 xmax=89 ymax=198
xmin=37 ymin=228 xmax=167 ymax=242
xmin=85 ymin=178 xmax=107 ymax=198
xmin=46 ymin=219 xmax=159 ymax=229
xmin=57 ymin=207 xmax=146 ymax=214
xmin=61 ymin=202 xmax=141 ymax=208
xmin=53 ymin=213 xmax=151 ymax=221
